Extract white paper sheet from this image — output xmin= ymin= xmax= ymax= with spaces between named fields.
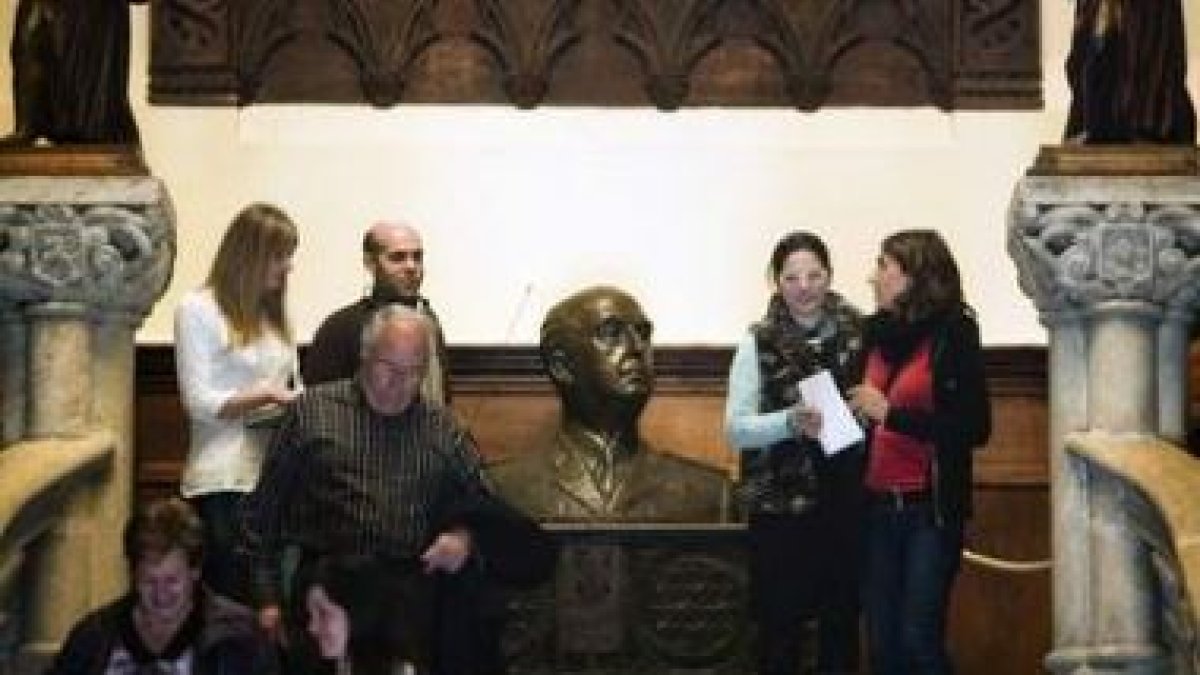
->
xmin=798 ymin=370 xmax=864 ymax=456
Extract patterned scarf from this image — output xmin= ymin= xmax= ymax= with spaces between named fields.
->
xmin=738 ymin=292 xmax=863 ymax=515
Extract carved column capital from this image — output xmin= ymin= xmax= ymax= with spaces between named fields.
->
xmin=0 ymin=178 xmax=175 ymax=322
xmin=1008 ymin=176 xmax=1200 ymax=320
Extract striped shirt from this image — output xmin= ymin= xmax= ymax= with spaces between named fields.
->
xmin=244 ymin=379 xmax=489 ymax=604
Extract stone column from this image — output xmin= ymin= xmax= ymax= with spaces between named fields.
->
xmin=0 ymin=307 xmax=27 ymax=445
xmin=26 ymin=302 xmax=90 ymax=438
xmin=1009 ymin=168 xmax=1200 ymax=674
xmin=0 ymin=176 xmax=175 ymax=667
xmin=1042 ymin=312 xmax=1092 ymax=661
xmin=1088 ymin=300 xmax=1159 ymax=433
xmin=87 ymin=312 xmax=143 ymax=605
xmin=1158 ymin=306 xmax=1195 ymax=445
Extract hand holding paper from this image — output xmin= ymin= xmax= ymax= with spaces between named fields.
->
xmin=798 ymin=369 xmax=865 ymax=456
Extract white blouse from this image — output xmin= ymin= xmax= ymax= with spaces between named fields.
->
xmin=174 ymin=288 xmax=298 ymax=497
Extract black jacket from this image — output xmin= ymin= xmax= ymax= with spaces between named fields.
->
xmin=862 ymin=308 xmax=991 ymax=524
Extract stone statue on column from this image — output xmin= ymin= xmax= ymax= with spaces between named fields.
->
xmin=1064 ymin=0 xmax=1195 ymax=145
xmin=3 ymin=0 xmax=142 ymax=146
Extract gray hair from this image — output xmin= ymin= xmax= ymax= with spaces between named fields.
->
xmin=359 ymin=304 xmax=431 ymax=359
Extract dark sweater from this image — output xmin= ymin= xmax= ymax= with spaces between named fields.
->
xmin=45 ymin=588 xmax=277 ymax=675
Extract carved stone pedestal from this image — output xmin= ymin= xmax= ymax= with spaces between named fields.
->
xmin=505 ymin=525 xmax=750 ymax=674
xmin=0 ymin=148 xmax=174 ymax=672
xmin=1008 ymin=146 xmax=1200 ymax=674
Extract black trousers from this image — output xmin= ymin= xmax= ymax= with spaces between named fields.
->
xmin=748 ymin=511 xmax=820 ymax=675
xmin=189 ymin=492 xmax=252 ymax=604
xmin=748 ymin=502 xmax=863 ymax=675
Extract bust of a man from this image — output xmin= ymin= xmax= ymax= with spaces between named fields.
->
xmin=488 ymin=286 xmax=732 ymax=522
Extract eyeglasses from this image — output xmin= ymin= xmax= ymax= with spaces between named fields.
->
xmin=368 ymin=357 xmax=426 ymax=380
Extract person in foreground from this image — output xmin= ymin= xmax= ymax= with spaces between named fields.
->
xmin=245 ymin=305 xmax=498 ymax=675
xmin=301 ymin=554 xmax=414 ymax=675
xmin=724 ymin=231 xmax=864 ymax=675
xmin=174 ymin=202 xmax=301 ymax=603
xmin=46 ymin=497 xmax=276 ymax=674
xmin=848 ymin=229 xmax=991 ymax=675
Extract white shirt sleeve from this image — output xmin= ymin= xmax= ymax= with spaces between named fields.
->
xmin=174 ymin=291 xmax=237 ymax=421
xmin=724 ymin=333 xmax=794 ymax=450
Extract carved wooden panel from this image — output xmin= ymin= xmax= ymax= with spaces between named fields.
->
xmin=150 ymin=0 xmax=1041 ymax=110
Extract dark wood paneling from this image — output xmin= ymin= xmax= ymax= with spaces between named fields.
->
xmin=138 ymin=345 xmax=1050 ymax=491
xmin=952 ymin=486 xmax=1051 ymax=674
xmin=137 ymin=343 xmax=1051 ymax=672
xmin=150 ymin=0 xmax=1041 ymax=111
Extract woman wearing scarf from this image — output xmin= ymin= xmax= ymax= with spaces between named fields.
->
xmin=849 ymin=230 xmax=991 ymax=674
xmin=725 ymin=231 xmax=865 ymax=675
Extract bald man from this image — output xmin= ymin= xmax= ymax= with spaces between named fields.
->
xmin=303 ymin=221 xmax=450 ymax=402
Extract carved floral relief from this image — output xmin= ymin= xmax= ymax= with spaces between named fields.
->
xmin=150 ymin=0 xmax=1040 ymax=110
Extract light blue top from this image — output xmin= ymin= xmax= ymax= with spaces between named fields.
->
xmin=724 ymin=333 xmax=793 ymax=451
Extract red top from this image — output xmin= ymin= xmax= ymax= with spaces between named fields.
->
xmin=864 ymin=339 xmax=936 ymax=493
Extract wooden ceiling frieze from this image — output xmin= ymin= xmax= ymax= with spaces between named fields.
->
xmin=149 ymin=0 xmax=1040 ymax=110
xmin=473 ymin=0 xmax=584 ymax=108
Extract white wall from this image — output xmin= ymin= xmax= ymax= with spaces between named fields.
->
xmin=4 ymin=3 xmax=1200 ymax=346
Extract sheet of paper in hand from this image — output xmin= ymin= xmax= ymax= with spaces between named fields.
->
xmin=798 ymin=369 xmax=864 ymax=456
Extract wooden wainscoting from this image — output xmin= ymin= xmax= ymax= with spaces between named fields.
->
xmin=134 ymin=344 xmax=1050 ymax=673
xmin=948 ymin=347 xmax=1050 ymax=674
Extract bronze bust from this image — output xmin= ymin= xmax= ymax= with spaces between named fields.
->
xmin=488 ymin=286 xmax=732 ymax=522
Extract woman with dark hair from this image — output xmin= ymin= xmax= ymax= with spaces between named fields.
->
xmin=175 ymin=203 xmax=301 ymax=603
xmin=849 ymin=230 xmax=991 ymax=675
xmin=47 ymin=497 xmax=276 ymax=674
xmin=724 ymin=231 xmax=864 ymax=675
xmin=301 ymin=554 xmax=412 ymax=675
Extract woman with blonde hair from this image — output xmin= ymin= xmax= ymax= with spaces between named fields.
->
xmin=175 ymin=202 xmax=301 ymax=603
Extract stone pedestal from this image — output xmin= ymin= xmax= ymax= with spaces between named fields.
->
xmin=1008 ymin=146 xmax=1200 ymax=674
xmin=505 ymin=525 xmax=750 ymax=674
xmin=0 ymin=150 xmax=175 ymax=669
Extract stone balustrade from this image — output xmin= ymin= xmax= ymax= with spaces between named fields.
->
xmin=1066 ymin=433 xmax=1200 ymax=674
xmin=0 ymin=433 xmax=115 ymax=671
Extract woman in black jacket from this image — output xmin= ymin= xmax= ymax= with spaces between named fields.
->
xmin=849 ymin=230 xmax=991 ymax=675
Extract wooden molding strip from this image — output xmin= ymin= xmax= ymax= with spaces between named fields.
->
xmin=137 ymin=343 xmax=1047 ymax=393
